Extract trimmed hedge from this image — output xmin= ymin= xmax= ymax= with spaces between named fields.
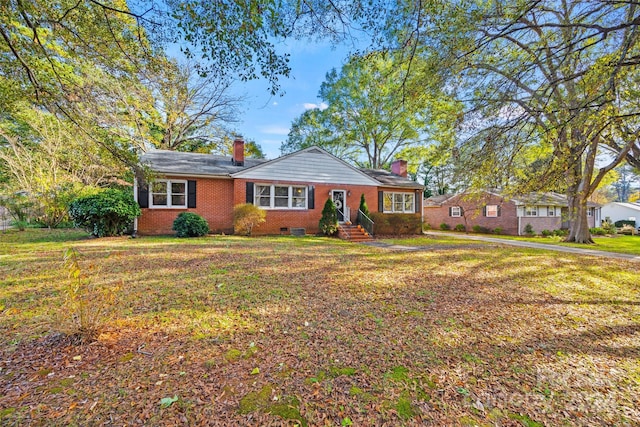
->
xmin=370 ymin=213 xmax=422 ymax=235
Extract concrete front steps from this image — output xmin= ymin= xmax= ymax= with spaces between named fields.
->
xmin=338 ymin=223 xmax=374 ymax=242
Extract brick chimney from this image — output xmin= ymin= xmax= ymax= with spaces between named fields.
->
xmin=232 ymin=136 xmax=244 ymax=166
xmin=391 ymin=160 xmax=407 ymax=177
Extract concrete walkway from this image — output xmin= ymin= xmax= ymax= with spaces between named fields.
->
xmin=364 ymin=231 xmax=640 ymax=262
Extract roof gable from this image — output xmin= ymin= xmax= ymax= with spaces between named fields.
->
xmin=232 ymin=146 xmax=381 ymax=186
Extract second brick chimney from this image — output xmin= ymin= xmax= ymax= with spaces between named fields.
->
xmin=232 ymin=136 xmax=244 ymax=166
xmin=391 ymin=160 xmax=407 ymax=177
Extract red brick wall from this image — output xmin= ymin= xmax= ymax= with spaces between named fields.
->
xmin=138 ymin=176 xmax=421 ymax=236
xmin=137 ymin=177 xmax=235 ymax=235
xmin=423 ymin=194 xmax=593 ymax=235
xmin=423 ymin=194 xmax=520 ymax=235
xmin=233 ymin=179 xmax=381 ymax=235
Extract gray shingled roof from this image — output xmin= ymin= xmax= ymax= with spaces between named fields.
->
xmin=140 ymin=149 xmax=424 ymax=189
xmin=359 ymin=168 xmax=424 ymax=189
xmin=139 ymin=150 xmax=268 ymax=176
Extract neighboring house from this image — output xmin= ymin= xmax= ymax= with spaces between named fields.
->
xmin=135 ymin=139 xmax=423 ymax=235
xmin=601 ymin=202 xmax=640 ymax=229
xmin=424 ymin=191 xmax=601 ymax=235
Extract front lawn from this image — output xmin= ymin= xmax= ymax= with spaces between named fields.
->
xmin=1 ymin=229 xmax=639 ymax=425
xmin=447 ymin=233 xmax=640 ymax=256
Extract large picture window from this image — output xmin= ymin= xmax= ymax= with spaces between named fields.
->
xmin=150 ymin=180 xmax=187 ymax=208
xmin=254 ymin=184 xmax=307 ymax=209
xmin=383 ymin=192 xmax=414 ymax=213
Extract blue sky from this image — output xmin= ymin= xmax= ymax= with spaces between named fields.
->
xmin=228 ymin=40 xmax=351 ymax=159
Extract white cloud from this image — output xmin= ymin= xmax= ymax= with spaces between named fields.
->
xmin=303 ymin=102 xmax=328 ymax=111
xmin=259 ymin=125 xmax=290 ymax=135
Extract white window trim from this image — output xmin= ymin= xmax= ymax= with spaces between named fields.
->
xmin=254 ymin=184 xmax=307 ymax=210
xmin=383 ymin=192 xmax=415 ymax=214
xmin=451 ymin=206 xmax=462 ymax=217
xmin=149 ymin=179 xmax=188 ymax=208
xmin=548 ymin=206 xmax=555 ymax=216
xmin=524 ymin=205 xmax=538 ymax=217
xmin=486 ymin=205 xmax=498 ymax=218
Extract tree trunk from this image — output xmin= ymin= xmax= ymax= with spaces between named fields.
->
xmin=565 ymin=193 xmax=593 ymax=244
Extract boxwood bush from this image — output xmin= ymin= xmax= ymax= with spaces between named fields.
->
xmin=173 ymin=212 xmax=209 ymax=237
xmin=69 ymin=188 xmax=140 ymax=237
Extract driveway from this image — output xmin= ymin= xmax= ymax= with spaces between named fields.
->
xmin=366 ymin=231 xmax=640 ymax=262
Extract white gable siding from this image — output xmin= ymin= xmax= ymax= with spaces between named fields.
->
xmin=233 ymin=149 xmax=379 ymax=186
xmin=601 ymin=202 xmax=640 ymax=228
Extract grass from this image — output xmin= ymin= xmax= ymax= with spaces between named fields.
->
xmin=1 ymin=228 xmax=639 ymax=425
xmin=468 ymin=233 xmax=640 ymax=256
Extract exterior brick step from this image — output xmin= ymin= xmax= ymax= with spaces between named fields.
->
xmin=338 ymin=224 xmax=374 ymax=242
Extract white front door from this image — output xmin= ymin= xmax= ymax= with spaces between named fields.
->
xmin=332 ymin=190 xmax=346 ymax=222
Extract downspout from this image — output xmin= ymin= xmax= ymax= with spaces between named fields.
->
xmin=133 ymin=177 xmax=138 ymax=237
xmin=517 ymin=207 xmax=521 ymax=236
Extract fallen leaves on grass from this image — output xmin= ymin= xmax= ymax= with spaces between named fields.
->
xmin=0 ymin=230 xmax=639 ymax=425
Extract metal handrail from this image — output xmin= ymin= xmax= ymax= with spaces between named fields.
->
xmin=357 ymin=210 xmax=374 ymax=236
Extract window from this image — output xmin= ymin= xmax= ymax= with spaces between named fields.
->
xmin=254 ymin=184 xmax=307 ymax=209
xmin=525 ymin=206 xmax=538 ymax=217
xmin=548 ymin=206 xmax=555 ymax=216
xmin=587 ymin=208 xmax=593 ymax=217
xmin=255 ymin=185 xmax=271 ymax=207
xmin=150 ymin=180 xmax=187 ymax=208
xmin=383 ymin=192 xmax=414 ymax=213
xmin=486 ymin=205 xmax=498 ymax=217
xmin=450 ymin=206 xmax=462 ymax=217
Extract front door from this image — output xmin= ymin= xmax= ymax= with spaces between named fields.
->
xmin=332 ymin=190 xmax=346 ymax=222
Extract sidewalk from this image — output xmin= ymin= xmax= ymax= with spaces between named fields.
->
xmin=365 ymin=231 xmax=640 ymax=262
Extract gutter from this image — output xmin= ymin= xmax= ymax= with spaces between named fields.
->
xmin=133 ymin=178 xmax=138 ymax=237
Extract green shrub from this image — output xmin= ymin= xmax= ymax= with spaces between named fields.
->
xmin=454 ymin=223 xmax=466 ymax=232
xmin=369 ymin=213 xmax=420 ymax=235
xmin=524 ymin=223 xmax=534 ymax=235
xmin=358 ymin=193 xmax=370 ymax=217
xmin=233 ymin=203 xmax=266 ymax=236
xmin=589 ymin=227 xmax=606 ymax=236
xmin=472 ymin=225 xmax=489 ymax=233
xmin=69 ymin=188 xmax=140 ymax=237
xmin=319 ymin=198 xmax=338 ymax=236
xmin=423 ymin=223 xmax=432 ymax=231
xmin=439 ymin=222 xmax=451 ymax=231
xmin=553 ymin=229 xmax=568 ymax=237
xmin=173 ymin=212 xmax=209 ymax=237
xmin=541 ymin=229 xmax=553 ymax=237
xmin=493 ymin=227 xmax=503 ymax=235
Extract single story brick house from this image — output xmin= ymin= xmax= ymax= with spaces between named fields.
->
xmin=424 ymin=191 xmax=601 ymax=235
xmin=134 ymin=139 xmax=423 ymax=235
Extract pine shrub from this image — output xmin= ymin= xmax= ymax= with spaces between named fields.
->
xmin=319 ymin=198 xmax=338 ymax=235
